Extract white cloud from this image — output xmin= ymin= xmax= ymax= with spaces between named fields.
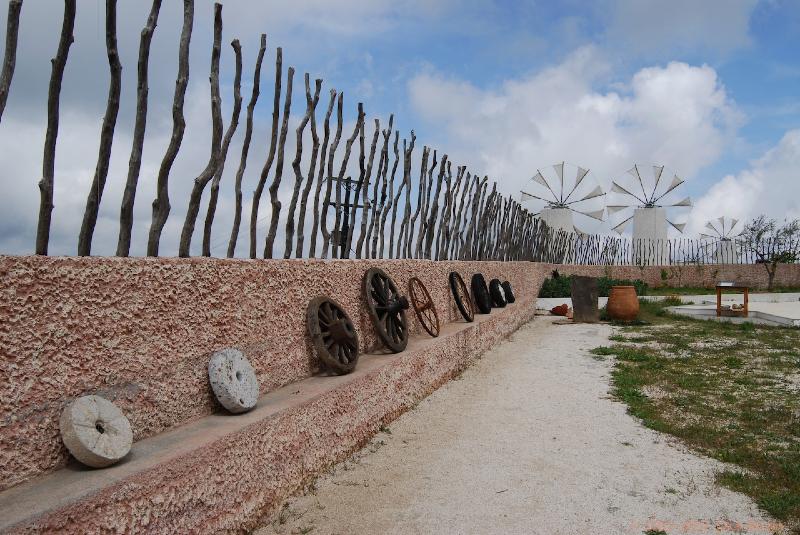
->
xmin=690 ymin=130 xmax=800 ymax=234
xmin=408 ymin=47 xmax=741 ymax=212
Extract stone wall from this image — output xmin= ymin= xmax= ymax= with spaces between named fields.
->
xmin=0 ymin=256 xmax=549 ymax=492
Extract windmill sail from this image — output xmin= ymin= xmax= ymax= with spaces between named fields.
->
xmin=627 ymin=165 xmax=648 ymax=202
xmin=575 ymin=208 xmax=605 ymax=221
xmin=612 ymin=214 xmax=634 ymax=235
xmin=653 ymin=175 xmax=684 ymax=202
xmin=553 ymin=162 xmax=565 ymax=201
xmin=611 ymin=181 xmax=645 ymax=204
xmin=670 ymin=197 xmax=692 ymax=207
xmin=667 ymin=220 xmax=686 ymax=233
xmin=520 ymin=190 xmax=550 ymax=203
xmin=606 ymin=205 xmax=630 ymax=215
xmin=571 ymin=185 xmax=605 ymax=203
xmin=564 ymin=166 xmax=590 ymax=201
xmin=652 ymin=165 xmax=664 ymax=194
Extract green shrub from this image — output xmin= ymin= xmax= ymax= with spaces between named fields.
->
xmin=538 ymin=273 xmax=649 ymax=298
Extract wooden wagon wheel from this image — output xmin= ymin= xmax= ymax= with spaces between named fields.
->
xmin=307 ymin=296 xmax=360 ymax=375
xmin=408 ymin=277 xmax=440 ymax=337
xmin=363 ymin=267 xmax=409 ymax=353
xmin=448 ymin=271 xmax=474 ymax=322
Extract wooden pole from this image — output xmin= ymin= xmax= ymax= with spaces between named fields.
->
xmin=283 ymin=74 xmax=320 ymax=258
xmin=178 ymin=2 xmax=224 ymax=258
xmin=35 ymin=0 xmax=76 ymax=255
xmin=226 ymin=34 xmax=266 ymax=258
xmin=202 ymin=38 xmax=243 ymax=257
xmin=249 ymin=47 xmax=282 ymax=258
xmin=146 ymin=0 xmax=193 ymax=257
xmin=263 ymin=65 xmax=295 ymax=258
xmin=116 ymin=0 xmax=162 ymax=257
xmin=78 ymin=0 xmax=123 ymax=256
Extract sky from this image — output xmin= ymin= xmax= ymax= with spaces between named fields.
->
xmin=0 ymin=0 xmax=798 ymax=257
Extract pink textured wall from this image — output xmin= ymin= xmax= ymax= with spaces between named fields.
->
xmin=553 ymin=263 xmax=800 ymax=290
xmin=1 ymin=291 xmax=539 ymax=534
xmin=0 ymin=255 xmax=548 ymax=492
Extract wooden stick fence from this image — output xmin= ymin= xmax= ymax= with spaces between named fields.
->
xmin=5 ymin=1 xmax=799 ymax=267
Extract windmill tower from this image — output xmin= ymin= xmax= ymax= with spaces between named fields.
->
xmin=608 ymin=164 xmax=692 ymax=264
xmin=520 ymin=162 xmax=606 ymax=234
xmin=701 ymin=216 xmax=742 ymax=264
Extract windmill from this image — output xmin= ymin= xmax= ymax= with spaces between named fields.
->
xmin=607 ymin=164 xmax=692 ymax=264
xmin=700 ymin=216 xmax=742 ymax=263
xmin=520 ymin=162 xmax=606 ymax=234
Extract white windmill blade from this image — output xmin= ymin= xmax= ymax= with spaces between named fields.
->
xmin=532 ymin=170 xmax=549 ymax=187
xmin=717 ymin=216 xmax=725 ymax=225
xmin=553 ymin=162 xmax=565 ymax=201
xmin=575 ymin=208 xmax=605 ymax=221
xmin=606 ymin=205 xmax=630 ymax=215
xmin=611 ymin=181 xmax=646 ymax=204
xmin=564 ymin=166 xmax=591 ymax=202
xmin=705 ymin=222 xmax=720 ymax=234
xmin=670 ymin=196 xmax=692 ymax=207
xmin=653 ymin=174 xmax=685 ymax=202
xmin=667 ymin=220 xmax=687 ymax=233
xmin=730 ymin=218 xmax=739 ymax=229
xmin=520 ymin=190 xmax=550 ymax=203
xmin=575 ymin=166 xmax=589 ymax=187
xmin=699 ymin=233 xmax=716 ymax=240
xmin=652 ymin=165 xmax=665 ymax=193
xmin=627 ymin=164 xmax=649 ymax=202
xmin=567 ymin=185 xmax=605 ymax=204
xmin=532 ymin=169 xmax=559 ymax=199
xmin=612 ymin=214 xmax=634 ymax=235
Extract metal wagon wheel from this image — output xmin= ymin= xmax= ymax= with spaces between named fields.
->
xmin=363 ymin=267 xmax=409 ymax=353
xmin=307 ymin=296 xmax=360 ymax=375
xmin=408 ymin=277 xmax=440 ymax=338
xmin=448 ymin=271 xmax=474 ymax=323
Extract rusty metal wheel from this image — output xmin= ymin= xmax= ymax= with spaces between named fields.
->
xmin=307 ymin=296 xmax=360 ymax=375
xmin=363 ymin=267 xmax=409 ymax=353
xmin=408 ymin=277 xmax=440 ymax=338
xmin=448 ymin=271 xmax=474 ymax=323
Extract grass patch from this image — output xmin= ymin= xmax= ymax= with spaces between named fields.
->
xmin=596 ymin=299 xmax=800 ymax=528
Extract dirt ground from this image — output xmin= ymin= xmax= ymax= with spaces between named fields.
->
xmin=255 ymin=316 xmax=778 ymax=535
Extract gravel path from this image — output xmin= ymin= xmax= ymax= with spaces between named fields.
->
xmin=257 ymin=317 xmax=778 ymax=535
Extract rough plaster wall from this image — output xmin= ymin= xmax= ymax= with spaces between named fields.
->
xmin=552 ymin=263 xmax=800 ymax=290
xmin=3 ymin=292 xmax=540 ymax=534
xmin=0 ymin=256 xmax=547 ymax=491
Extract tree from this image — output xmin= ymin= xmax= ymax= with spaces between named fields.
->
xmin=740 ymin=215 xmax=800 ymax=290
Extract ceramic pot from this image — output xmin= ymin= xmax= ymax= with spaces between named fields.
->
xmin=606 ymin=286 xmax=639 ymax=321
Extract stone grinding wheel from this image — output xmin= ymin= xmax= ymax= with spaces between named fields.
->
xmin=448 ymin=271 xmax=474 ymax=323
xmin=470 ymin=273 xmax=492 ymax=314
xmin=489 ymin=278 xmax=507 ymax=308
xmin=502 ymin=281 xmax=516 ymax=303
xmin=307 ymin=296 xmax=360 ymax=374
xmin=59 ymin=395 xmax=133 ymax=468
xmin=363 ymin=267 xmax=409 ymax=353
xmin=208 ymin=348 xmax=259 ymax=413
xmin=408 ymin=277 xmax=440 ymax=337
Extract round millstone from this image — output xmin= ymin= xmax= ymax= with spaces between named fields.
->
xmin=208 ymin=348 xmax=259 ymax=414
xmin=59 ymin=395 xmax=133 ymax=468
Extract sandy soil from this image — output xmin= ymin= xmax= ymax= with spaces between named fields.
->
xmin=255 ymin=316 xmax=779 ymax=535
